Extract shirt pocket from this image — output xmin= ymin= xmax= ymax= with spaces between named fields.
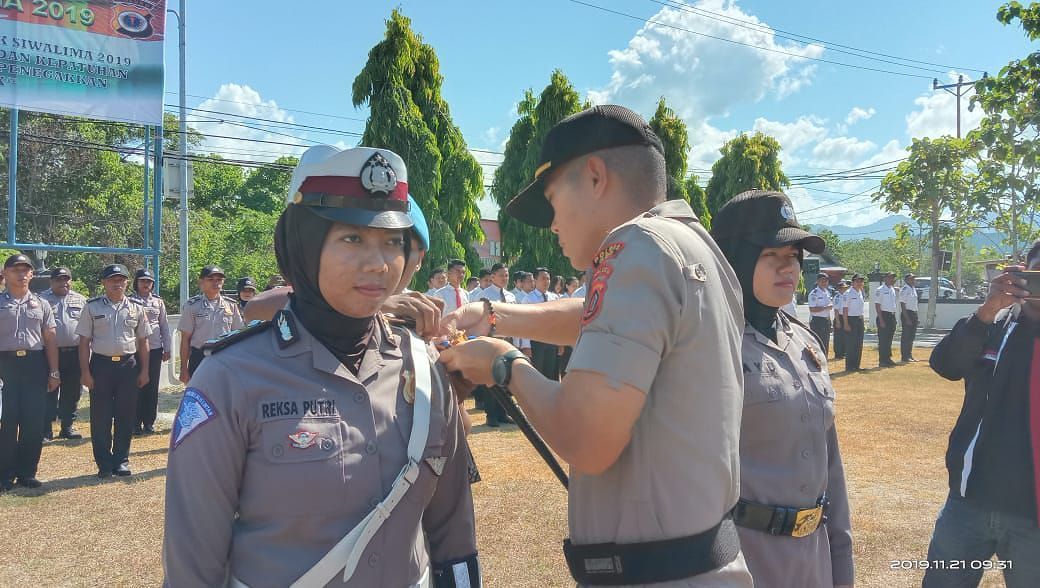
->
xmin=257 ymin=418 xmax=346 ymax=515
xmin=145 ymin=307 xmax=159 ymax=321
xmin=68 ymin=306 xmax=82 ymax=319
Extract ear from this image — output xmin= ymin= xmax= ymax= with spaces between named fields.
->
xmin=586 ymin=155 xmax=609 ymax=197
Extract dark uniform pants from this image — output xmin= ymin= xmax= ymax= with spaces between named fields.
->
xmin=901 ymin=310 xmax=918 ymax=361
xmin=137 ymin=348 xmax=164 ymax=429
xmin=560 ymin=346 xmax=573 ymax=374
xmin=0 ymin=351 xmax=47 ymax=481
xmin=845 ymin=316 xmax=865 ymax=371
xmin=877 ymin=311 xmax=897 ymax=364
xmin=531 ymin=341 xmax=560 ymax=381
xmin=187 ymin=347 xmax=205 ymax=377
xmin=89 ymin=354 xmax=139 ymax=471
xmin=44 ymin=347 xmax=81 ymax=431
xmin=833 ymin=316 xmax=845 ymax=359
xmin=809 ymin=316 xmax=831 ymax=355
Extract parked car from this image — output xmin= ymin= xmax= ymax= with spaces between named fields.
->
xmin=915 ymin=276 xmax=957 ymax=300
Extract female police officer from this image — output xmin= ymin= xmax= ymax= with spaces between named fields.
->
xmin=710 ymin=190 xmax=854 ymax=588
xmin=162 ymin=146 xmax=480 ymax=588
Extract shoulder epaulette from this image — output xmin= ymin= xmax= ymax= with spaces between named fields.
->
xmin=87 ymin=296 xmax=104 ymax=303
xmin=202 ymin=320 xmax=273 ymax=356
xmin=780 ymin=311 xmax=826 ymax=350
xmin=127 ymin=297 xmax=143 ymax=305
xmin=221 ymin=295 xmax=238 ymax=305
xmin=186 ymin=294 xmax=202 ymax=304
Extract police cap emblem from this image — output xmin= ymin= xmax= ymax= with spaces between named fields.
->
xmin=360 ymin=152 xmax=398 ymax=196
xmin=780 ymin=204 xmax=796 ymax=221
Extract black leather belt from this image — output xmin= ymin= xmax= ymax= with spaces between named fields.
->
xmin=733 ymin=495 xmax=828 ymax=538
xmin=94 ymin=353 xmax=131 ymax=362
xmin=59 ymin=346 xmax=78 ymax=353
xmin=0 ymin=349 xmax=41 ymax=358
xmin=563 ymin=516 xmax=739 ymax=585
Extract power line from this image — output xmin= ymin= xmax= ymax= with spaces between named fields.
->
xmin=164 ymin=92 xmax=369 ymax=123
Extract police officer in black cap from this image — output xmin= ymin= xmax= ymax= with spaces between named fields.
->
xmin=177 ymin=265 xmax=244 ymax=383
xmin=236 ymin=276 xmax=257 ymax=309
xmin=0 ymin=254 xmax=60 ymax=490
xmin=75 ymin=264 xmax=153 ymax=477
xmin=40 ymin=266 xmax=88 ymax=440
xmin=131 ymin=268 xmax=170 ymax=435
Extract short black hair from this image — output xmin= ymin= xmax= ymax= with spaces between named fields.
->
xmin=466 ymin=276 xmax=479 ymax=287
xmin=490 ymin=263 xmax=508 ymax=273
xmin=429 ymin=268 xmax=445 ymax=277
xmin=512 ymin=270 xmax=526 ymax=281
xmin=447 ymin=259 xmax=466 ymax=271
xmin=477 ymin=268 xmax=492 ymax=278
xmin=534 ymin=267 xmax=550 ymax=279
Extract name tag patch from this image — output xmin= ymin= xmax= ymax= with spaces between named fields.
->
xmin=260 ymin=398 xmax=338 ymax=421
xmin=171 ymin=387 xmax=217 ymax=450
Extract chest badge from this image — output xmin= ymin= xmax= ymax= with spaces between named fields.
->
xmin=402 ymin=369 xmax=416 ymax=404
xmin=288 ymin=430 xmax=319 ymax=449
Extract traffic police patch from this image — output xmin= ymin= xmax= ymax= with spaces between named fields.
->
xmin=288 ymin=430 xmax=319 ymax=449
xmin=171 ymin=387 xmax=217 ymax=450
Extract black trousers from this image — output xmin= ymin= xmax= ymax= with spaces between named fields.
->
xmin=44 ymin=347 xmax=81 ymax=430
xmin=809 ymin=316 xmax=831 ymax=355
xmin=476 ymin=386 xmax=506 ymax=424
xmin=531 ymin=341 xmax=560 ymax=381
xmin=137 ymin=348 xmax=164 ymax=429
xmin=187 ymin=347 xmax=205 ymax=377
xmin=560 ymin=346 xmax=573 ymax=374
xmin=89 ymin=354 xmax=139 ymax=471
xmin=0 ymin=352 xmax=47 ymax=481
xmin=877 ymin=311 xmax=897 ymax=364
xmin=901 ymin=310 xmax=919 ymax=361
xmin=845 ymin=316 xmax=865 ymax=371
xmin=833 ymin=317 xmax=846 ymax=359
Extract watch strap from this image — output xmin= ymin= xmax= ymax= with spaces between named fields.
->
xmin=493 ymin=349 xmax=527 ymax=387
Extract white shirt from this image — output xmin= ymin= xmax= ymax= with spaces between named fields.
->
xmin=808 ymin=286 xmax=832 ymax=318
xmin=875 ymin=284 xmax=898 ymax=313
xmin=899 ymin=283 xmax=919 ymax=311
xmin=467 ymin=287 xmax=484 ymax=303
xmin=434 ymin=285 xmax=469 ymax=316
xmin=845 ymin=288 xmax=865 ymax=316
xmin=479 ymin=285 xmax=516 ymax=304
xmin=572 ymin=284 xmax=586 ymax=299
xmin=424 ymin=288 xmax=441 ymax=297
xmin=510 ymin=288 xmax=525 ymax=301
xmin=518 ymin=288 xmax=557 ymax=349
xmin=833 ymin=292 xmax=845 ymax=316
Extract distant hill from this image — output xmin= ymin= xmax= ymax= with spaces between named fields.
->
xmin=810 ymin=215 xmax=1010 ymax=254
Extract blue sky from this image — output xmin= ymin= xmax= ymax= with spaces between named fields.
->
xmin=162 ymin=0 xmax=1034 ymax=228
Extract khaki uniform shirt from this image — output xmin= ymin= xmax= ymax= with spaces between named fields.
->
xmin=131 ymin=293 xmax=171 ymax=351
xmin=566 ymin=199 xmax=752 ymax=587
xmin=737 ymin=317 xmax=854 ymax=587
xmin=0 ymin=291 xmax=56 ymax=351
xmin=162 ymin=311 xmax=477 ymax=587
xmin=40 ymin=289 xmax=88 ymax=348
xmin=74 ymin=296 xmax=152 ymax=356
xmin=178 ymin=294 xmax=244 ymax=348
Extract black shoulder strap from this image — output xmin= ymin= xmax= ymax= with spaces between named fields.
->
xmin=202 ymin=320 xmax=273 ymax=356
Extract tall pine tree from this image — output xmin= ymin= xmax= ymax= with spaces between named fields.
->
xmin=352 ymin=10 xmax=484 ymax=284
xmin=705 ymin=132 xmax=789 ymax=217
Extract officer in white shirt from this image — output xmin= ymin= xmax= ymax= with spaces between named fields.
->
xmin=843 ymin=274 xmax=866 ymax=371
xmin=475 ymin=263 xmax=515 ymax=427
xmin=522 ymin=267 xmax=560 ymax=380
xmin=434 ymin=259 xmax=470 ymax=316
xmin=833 ymin=281 xmax=848 ymax=360
xmin=899 ymin=272 xmax=920 ymax=362
xmin=874 ymin=272 xmax=898 ymax=367
xmin=808 ymin=273 xmax=833 ymax=355
xmin=571 ymin=271 xmax=587 ymax=299
xmin=424 ymin=268 xmax=447 ymax=296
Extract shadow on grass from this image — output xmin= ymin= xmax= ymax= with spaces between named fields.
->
xmin=132 ymin=447 xmax=170 ymax=458
xmin=7 ymin=466 xmax=167 ymax=497
xmin=830 ymin=366 xmax=895 ymax=380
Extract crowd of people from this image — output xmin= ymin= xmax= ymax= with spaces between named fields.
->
xmin=1 ymin=104 xmax=1037 ymax=588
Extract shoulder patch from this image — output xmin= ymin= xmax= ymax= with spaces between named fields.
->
xmin=171 ymin=387 xmax=218 ymax=450
xmin=582 ymin=241 xmax=626 ymax=326
xmin=202 ymin=319 xmax=272 ymax=355
xmin=273 ymin=310 xmax=300 ymax=349
xmin=221 ymin=295 xmax=238 ymax=305
xmin=592 ymin=241 xmax=625 ymax=268
xmin=186 ymin=294 xmax=202 ymax=304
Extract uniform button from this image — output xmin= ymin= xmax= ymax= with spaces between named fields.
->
xmin=354 ymin=392 xmax=365 ymax=404
xmin=801 ymin=449 xmax=811 ymax=459
xmin=793 ymin=380 xmax=802 ymax=390
xmin=800 ymin=413 xmax=809 ymax=423
xmin=368 ymin=553 xmax=380 ymax=567
xmin=365 ymin=441 xmax=377 ymax=455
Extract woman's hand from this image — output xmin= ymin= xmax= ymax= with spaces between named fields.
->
xmin=382 ymin=292 xmax=444 ymax=339
xmin=440 ymin=302 xmax=490 ymax=339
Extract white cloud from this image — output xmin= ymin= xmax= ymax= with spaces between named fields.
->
xmin=194 ymin=83 xmax=304 ymax=162
xmin=905 ymin=72 xmax=983 ymax=139
xmin=810 ymin=136 xmax=877 ymax=168
xmin=752 ymin=115 xmax=828 ymax=154
xmin=844 ymin=106 xmax=876 ymax=126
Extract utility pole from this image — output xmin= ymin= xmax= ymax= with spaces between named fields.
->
xmin=167 ymin=1 xmax=189 ymax=308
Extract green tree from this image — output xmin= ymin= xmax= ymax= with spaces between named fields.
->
xmin=705 ymin=132 xmax=789 ymax=217
xmin=241 ymin=156 xmax=297 ymax=214
xmin=875 ymin=136 xmax=976 ymax=327
xmin=491 ymin=71 xmax=583 ymax=276
xmin=685 ymin=175 xmax=711 ymax=229
xmin=352 ymin=9 xmax=484 ymax=285
xmin=649 ymin=98 xmax=689 ymax=200
xmin=190 ymin=155 xmax=245 ymax=216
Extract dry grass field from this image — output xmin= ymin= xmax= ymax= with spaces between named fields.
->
xmin=0 ymin=346 xmax=1009 ymax=587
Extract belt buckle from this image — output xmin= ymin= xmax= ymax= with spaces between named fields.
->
xmin=111 ymin=355 xmax=122 ymax=362
xmin=15 ymin=349 xmax=26 ymax=357
xmin=790 ymin=505 xmax=823 ymax=538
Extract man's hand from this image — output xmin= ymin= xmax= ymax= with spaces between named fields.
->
xmin=178 ymin=367 xmax=190 ymax=385
xmin=81 ymin=372 xmax=94 ymax=390
xmin=382 ymin=292 xmax=444 ymax=339
xmin=978 ymin=265 xmax=1029 ymax=324
xmin=438 ymin=337 xmax=519 ymax=387
xmin=162 ymin=351 xmax=171 ymax=362
xmin=440 ymin=302 xmax=490 ymax=339
xmin=878 ymin=318 xmax=886 ymax=329
xmin=47 ymin=375 xmax=60 ymax=392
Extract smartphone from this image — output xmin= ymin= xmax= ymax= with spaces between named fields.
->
xmin=1009 ymin=270 xmax=1040 ymax=299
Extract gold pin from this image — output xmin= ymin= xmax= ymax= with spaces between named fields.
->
xmin=403 ymin=370 xmax=415 ymax=404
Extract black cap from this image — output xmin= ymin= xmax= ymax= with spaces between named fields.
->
xmin=236 ymin=276 xmax=256 ymax=291
xmin=199 ymin=265 xmax=225 ymax=279
xmin=852 ymin=273 xmax=864 ymax=281
xmin=101 ymin=264 xmax=130 ymax=279
xmin=505 ymin=105 xmax=665 ymax=228
xmin=885 ymin=271 xmax=896 ymax=277
xmin=904 ymin=272 xmax=916 ymax=280
xmin=710 ymin=190 xmax=825 ymax=254
xmin=816 ymin=273 xmax=829 ymax=280
xmin=51 ymin=267 xmax=72 ymax=279
xmin=838 ymin=280 xmax=849 ymax=287
xmin=134 ymin=268 xmax=155 ymax=281
xmin=4 ymin=254 xmax=32 ymax=269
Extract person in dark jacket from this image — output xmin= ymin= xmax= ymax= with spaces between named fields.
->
xmin=923 ymin=241 xmax=1040 ymax=588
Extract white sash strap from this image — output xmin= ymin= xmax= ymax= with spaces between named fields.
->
xmin=285 ymin=329 xmax=433 ymax=588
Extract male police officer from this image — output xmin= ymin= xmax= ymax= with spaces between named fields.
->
xmin=441 ymin=105 xmax=751 ymax=586
xmin=899 ymin=273 xmax=920 ymax=362
xmin=178 ymin=266 xmax=244 ymax=382
xmin=808 ymin=273 xmax=833 ymax=355
xmin=40 ymin=267 xmax=87 ymax=440
xmin=833 ymin=280 xmax=849 ymax=360
xmin=0 ymin=254 xmax=60 ymax=489
xmin=236 ymin=276 xmax=257 ymax=309
xmin=131 ymin=268 xmax=170 ymax=434
xmin=77 ymin=264 xmax=152 ymax=477
xmin=523 ymin=267 xmax=561 ymax=380
xmin=875 ymin=272 xmax=898 ymax=367
xmin=843 ymin=274 xmax=867 ymax=371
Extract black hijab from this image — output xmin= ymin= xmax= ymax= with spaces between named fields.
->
xmin=273 ymin=205 xmax=376 ymax=375
xmin=715 ymin=237 xmax=803 ymax=342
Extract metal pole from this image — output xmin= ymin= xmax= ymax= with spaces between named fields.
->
xmin=177 ymin=0 xmax=189 ymax=309
xmin=153 ymin=125 xmax=163 ymax=286
xmin=7 ymin=108 xmax=17 ymax=246
xmin=144 ymin=125 xmax=151 ymax=252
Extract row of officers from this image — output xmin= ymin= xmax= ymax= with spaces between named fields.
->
xmin=804 ymin=271 xmax=921 ymax=371
xmin=0 ymin=257 xmax=248 ymax=488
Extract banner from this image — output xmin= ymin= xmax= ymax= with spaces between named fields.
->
xmin=0 ymin=0 xmax=166 ymax=125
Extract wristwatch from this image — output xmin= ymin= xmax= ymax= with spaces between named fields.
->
xmin=49 ymin=371 xmax=60 ymax=379
xmin=491 ymin=349 xmax=528 ymax=388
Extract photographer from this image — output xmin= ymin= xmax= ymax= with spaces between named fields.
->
xmin=923 ymin=241 xmax=1040 ymax=587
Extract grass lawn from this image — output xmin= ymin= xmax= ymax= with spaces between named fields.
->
xmin=0 ymin=346 xmax=1009 ymax=587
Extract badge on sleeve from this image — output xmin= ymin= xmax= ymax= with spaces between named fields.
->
xmin=171 ymin=387 xmax=217 ymax=450
xmin=581 ymin=241 xmax=625 ymax=326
